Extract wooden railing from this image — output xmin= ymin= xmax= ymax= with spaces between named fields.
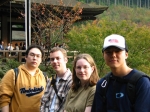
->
xmin=0 ymin=50 xmax=78 ymax=63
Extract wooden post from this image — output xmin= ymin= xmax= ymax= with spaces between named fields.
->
xmin=18 ymin=51 xmax=22 ymax=62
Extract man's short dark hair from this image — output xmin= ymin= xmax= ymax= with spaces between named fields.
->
xmin=25 ymin=45 xmax=44 ymax=58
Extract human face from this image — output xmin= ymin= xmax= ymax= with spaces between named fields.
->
xmin=75 ymin=59 xmax=94 ymax=85
xmin=50 ymin=51 xmax=68 ymax=74
xmin=25 ymin=48 xmax=42 ymax=69
xmin=103 ymin=46 xmax=128 ymax=69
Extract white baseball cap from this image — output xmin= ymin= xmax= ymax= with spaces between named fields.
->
xmin=102 ymin=34 xmax=128 ymax=52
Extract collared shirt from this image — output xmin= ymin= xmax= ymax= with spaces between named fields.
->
xmin=50 ymin=77 xmax=60 ymax=112
xmin=40 ymin=68 xmax=72 ymax=112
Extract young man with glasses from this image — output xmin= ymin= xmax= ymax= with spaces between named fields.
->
xmin=40 ymin=47 xmax=72 ymax=112
xmin=0 ymin=45 xmax=47 ymax=112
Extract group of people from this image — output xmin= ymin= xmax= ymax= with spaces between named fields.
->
xmin=0 ymin=41 xmax=26 ymax=51
xmin=0 ymin=34 xmax=150 ymax=112
xmin=0 ymin=41 xmax=26 ymax=56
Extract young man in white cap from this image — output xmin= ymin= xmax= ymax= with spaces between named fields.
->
xmin=91 ymin=34 xmax=150 ymax=112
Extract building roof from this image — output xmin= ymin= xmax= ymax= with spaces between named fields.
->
xmin=0 ymin=0 xmax=108 ymax=21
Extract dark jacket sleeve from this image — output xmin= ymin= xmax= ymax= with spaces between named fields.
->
xmin=91 ymin=79 xmax=105 ymax=112
xmin=134 ymin=77 xmax=150 ymax=112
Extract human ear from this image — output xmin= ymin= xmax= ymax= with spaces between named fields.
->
xmin=125 ymin=52 xmax=128 ymax=59
xmin=91 ymin=66 xmax=95 ymax=72
xmin=65 ymin=57 xmax=68 ymax=63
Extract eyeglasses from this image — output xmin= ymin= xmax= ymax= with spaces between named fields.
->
xmin=75 ymin=66 xmax=90 ymax=70
xmin=28 ymin=53 xmax=42 ymax=58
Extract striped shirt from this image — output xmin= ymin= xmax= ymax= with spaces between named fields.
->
xmin=40 ymin=69 xmax=72 ymax=112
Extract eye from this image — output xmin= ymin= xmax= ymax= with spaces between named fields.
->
xmin=50 ymin=57 xmax=61 ymax=62
xmin=36 ymin=55 xmax=41 ymax=58
xmin=75 ymin=66 xmax=90 ymax=70
xmin=29 ymin=53 xmax=41 ymax=58
xmin=50 ymin=58 xmax=54 ymax=61
xmin=56 ymin=57 xmax=61 ymax=60
xmin=83 ymin=66 xmax=89 ymax=69
xmin=76 ymin=66 xmax=81 ymax=70
xmin=105 ymin=51 xmax=111 ymax=54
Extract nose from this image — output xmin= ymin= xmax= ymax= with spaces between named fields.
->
xmin=111 ymin=51 xmax=116 ymax=57
xmin=80 ymin=67 xmax=85 ymax=72
xmin=33 ymin=55 xmax=37 ymax=59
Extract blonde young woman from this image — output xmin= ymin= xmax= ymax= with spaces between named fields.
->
xmin=64 ymin=53 xmax=100 ymax=112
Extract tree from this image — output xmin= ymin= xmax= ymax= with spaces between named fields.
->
xmin=30 ymin=1 xmax=82 ymax=49
xmin=18 ymin=0 xmax=82 ymax=72
xmin=65 ymin=20 xmax=150 ymax=76
xmin=77 ymin=0 xmax=150 ymax=9
xmin=21 ymin=1 xmax=82 ymax=54
xmin=147 ymin=0 xmax=149 ymax=8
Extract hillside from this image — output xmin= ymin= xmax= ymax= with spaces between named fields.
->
xmin=97 ymin=5 xmax=150 ymax=26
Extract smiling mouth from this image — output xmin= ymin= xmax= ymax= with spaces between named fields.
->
xmin=110 ymin=59 xmax=117 ymax=62
xmin=53 ymin=65 xmax=59 ymax=68
xmin=80 ymin=74 xmax=85 ymax=76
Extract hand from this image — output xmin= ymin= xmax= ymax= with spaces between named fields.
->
xmin=1 ymin=105 xmax=9 ymax=112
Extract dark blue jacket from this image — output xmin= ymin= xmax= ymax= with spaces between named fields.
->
xmin=91 ymin=69 xmax=150 ymax=112
xmin=0 ymin=45 xmax=4 ymax=50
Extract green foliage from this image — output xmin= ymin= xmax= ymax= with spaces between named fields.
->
xmin=39 ymin=63 xmax=55 ymax=78
xmin=0 ymin=58 xmax=73 ymax=80
xmin=0 ymin=59 xmax=57 ymax=80
xmin=78 ymin=0 xmax=150 ymax=9
xmin=65 ymin=19 xmax=150 ymax=77
xmin=0 ymin=58 xmax=20 ymax=80
xmin=1 ymin=4 xmax=150 ymax=80
xmin=98 ymin=5 xmax=150 ymax=25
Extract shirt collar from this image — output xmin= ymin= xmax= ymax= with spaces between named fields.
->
xmin=56 ymin=68 xmax=72 ymax=81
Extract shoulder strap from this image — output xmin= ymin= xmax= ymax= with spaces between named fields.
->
xmin=127 ymin=70 xmax=149 ymax=105
xmin=13 ymin=68 xmax=19 ymax=84
xmin=101 ymin=72 xmax=111 ymax=112
xmin=51 ymin=75 xmax=63 ymax=103
xmin=14 ymin=68 xmax=48 ymax=84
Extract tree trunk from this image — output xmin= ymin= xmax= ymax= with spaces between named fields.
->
xmin=115 ymin=0 xmax=117 ymax=6
xmin=148 ymin=0 xmax=150 ymax=9
xmin=139 ymin=0 xmax=141 ymax=8
xmin=137 ymin=0 xmax=139 ymax=7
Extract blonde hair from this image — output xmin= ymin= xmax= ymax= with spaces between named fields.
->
xmin=50 ymin=47 xmax=67 ymax=58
